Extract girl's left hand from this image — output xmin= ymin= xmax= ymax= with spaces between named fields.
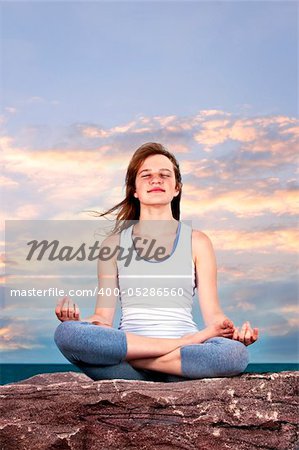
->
xmin=233 ymin=321 xmax=259 ymax=346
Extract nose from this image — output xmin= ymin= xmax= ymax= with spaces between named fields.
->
xmin=150 ymin=173 xmax=162 ymax=184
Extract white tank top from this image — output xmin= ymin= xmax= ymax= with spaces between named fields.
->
xmin=117 ymin=220 xmax=199 ymax=338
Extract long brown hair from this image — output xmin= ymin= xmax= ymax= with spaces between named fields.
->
xmin=86 ymin=142 xmax=183 ymax=234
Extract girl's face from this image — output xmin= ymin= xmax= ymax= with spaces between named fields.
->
xmin=134 ymin=154 xmax=180 ymax=204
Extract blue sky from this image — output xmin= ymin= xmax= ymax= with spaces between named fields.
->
xmin=2 ymin=1 xmax=297 ymax=129
xmin=0 ymin=1 xmax=298 ymax=365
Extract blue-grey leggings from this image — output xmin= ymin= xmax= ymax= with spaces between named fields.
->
xmin=54 ymin=321 xmax=249 ymax=382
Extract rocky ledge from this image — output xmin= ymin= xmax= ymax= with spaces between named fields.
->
xmin=0 ymin=371 xmax=298 ymax=450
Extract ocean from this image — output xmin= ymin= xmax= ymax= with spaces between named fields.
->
xmin=0 ymin=363 xmax=298 ymax=385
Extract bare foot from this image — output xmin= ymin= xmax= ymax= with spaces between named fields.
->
xmin=182 ymin=319 xmax=235 ymax=345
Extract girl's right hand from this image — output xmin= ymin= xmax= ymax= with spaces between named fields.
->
xmin=55 ymin=296 xmax=80 ymax=322
xmin=55 ymin=296 xmax=112 ymax=327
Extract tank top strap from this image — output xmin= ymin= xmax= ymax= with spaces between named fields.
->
xmin=119 ymin=220 xmax=193 ymax=266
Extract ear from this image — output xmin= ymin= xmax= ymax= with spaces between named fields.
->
xmin=174 ymin=186 xmax=180 ymax=197
xmin=134 ymin=192 xmax=138 ymax=198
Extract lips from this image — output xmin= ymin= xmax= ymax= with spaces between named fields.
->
xmin=148 ymin=188 xmax=165 ymax=192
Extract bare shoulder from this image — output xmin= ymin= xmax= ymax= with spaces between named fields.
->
xmin=192 ymin=229 xmax=215 ymax=264
xmin=101 ymin=232 xmax=121 ymax=249
xmin=98 ymin=232 xmax=121 ymax=268
xmin=192 ymin=229 xmax=213 ymax=247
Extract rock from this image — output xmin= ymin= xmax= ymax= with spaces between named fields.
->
xmin=0 ymin=371 xmax=298 ymax=450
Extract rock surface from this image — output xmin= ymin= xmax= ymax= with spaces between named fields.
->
xmin=0 ymin=371 xmax=298 ymax=450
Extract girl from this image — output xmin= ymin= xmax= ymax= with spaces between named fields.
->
xmin=54 ymin=142 xmax=259 ymax=382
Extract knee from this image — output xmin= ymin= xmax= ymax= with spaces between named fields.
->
xmin=54 ymin=321 xmax=79 ymax=351
xmin=222 ymin=339 xmax=249 ymax=375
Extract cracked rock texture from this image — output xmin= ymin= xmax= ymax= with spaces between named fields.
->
xmin=0 ymin=371 xmax=298 ymax=450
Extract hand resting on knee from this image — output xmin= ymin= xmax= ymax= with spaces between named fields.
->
xmin=55 ymin=296 xmax=112 ymax=328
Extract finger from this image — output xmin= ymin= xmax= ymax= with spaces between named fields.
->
xmin=229 ymin=320 xmax=235 ymax=328
xmin=244 ymin=329 xmax=252 ymax=346
xmin=223 ymin=323 xmax=234 ymax=333
xmin=55 ymin=296 xmax=67 ymax=317
xmin=251 ymin=328 xmax=259 ymax=342
xmin=74 ymin=304 xmax=80 ymax=320
xmin=246 ymin=321 xmax=254 ymax=335
xmin=223 ymin=327 xmax=234 ymax=334
xmin=223 ymin=319 xmax=234 ymax=328
xmin=61 ymin=298 xmax=69 ymax=319
xmin=55 ymin=308 xmax=63 ymax=320
xmin=67 ymin=300 xmax=75 ymax=319
xmin=248 ymin=322 xmax=258 ymax=344
xmin=239 ymin=323 xmax=247 ymax=342
xmin=233 ymin=327 xmax=239 ymax=340
xmin=68 ymin=301 xmax=75 ymax=319
xmin=221 ymin=319 xmax=228 ymax=328
xmin=246 ymin=325 xmax=258 ymax=343
xmin=245 ymin=321 xmax=254 ymax=344
xmin=72 ymin=302 xmax=78 ymax=319
xmin=222 ymin=319 xmax=234 ymax=332
xmin=55 ymin=304 xmax=62 ymax=318
xmin=223 ymin=332 xmax=234 ymax=339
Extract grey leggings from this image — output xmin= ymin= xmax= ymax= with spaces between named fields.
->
xmin=54 ymin=321 xmax=249 ymax=382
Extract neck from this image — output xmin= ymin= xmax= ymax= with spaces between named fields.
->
xmin=139 ymin=204 xmax=175 ymax=222
xmin=134 ymin=218 xmax=179 ymax=237
xmin=134 ymin=204 xmax=179 ymax=236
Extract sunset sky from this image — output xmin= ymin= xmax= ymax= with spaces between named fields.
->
xmin=1 ymin=1 xmax=298 ymax=364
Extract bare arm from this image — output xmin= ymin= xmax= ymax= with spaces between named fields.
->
xmin=92 ymin=233 xmax=120 ymax=326
xmin=192 ymin=230 xmax=228 ymax=326
xmin=192 ymin=230 xmax=259 ymax=345
xmin=55 ymin=233 xmax=119 ymax=326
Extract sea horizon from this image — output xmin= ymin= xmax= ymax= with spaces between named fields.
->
xmin=0 ymin=363 xmax=298 ymax=385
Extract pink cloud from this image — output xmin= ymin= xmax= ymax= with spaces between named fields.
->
xmin=0 ymin=322 xmax=44 ymax=351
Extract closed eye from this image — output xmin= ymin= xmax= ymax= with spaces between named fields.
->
xmin=141 ymin=174 xmax=170 ymax=178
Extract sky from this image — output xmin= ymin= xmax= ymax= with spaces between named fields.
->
xmin=0 ymin=1 xmax=298 ymax=365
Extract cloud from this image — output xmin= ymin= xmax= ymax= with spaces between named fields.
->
xmin=27 ymin=96 xmax=45 ymax=104
xmin=0 ymin=176 xmax=19 ymax=189
xmin=218 ymin=261 xmax=297 ymax=282
xmin=76 ymin=110 xmax=273 ymax=148
xmin=195 ymin=110 xmax=232 ymax=118
xmin=181 ymin=182 xmax=298 ymax=219
xmin=81 ymin=127 xmax=110 ymax=139
xmin=1 ymin=109 xmax=298 ymax=226
xmin=193 ymin=117 xmax=262 ymax=147
xmin=230 ymin=121 xmax=258 ymax=142
xmin=234 ymin=300 xmax=256 ymax=312
xmin=193 ymin=120 xmax=231 ymax=148
xmin=14 ymin=204 xmax=43 ymax=220
xmin=193 ymin=114 xmax=298 ymax=152
xmin=277 ymin=305 xmax=299 ymax=314
xmin=0 ymin=318 xmax=45 ymax=351
xmin=208 ymin=227 xmax=298 ymax=253
xmin=0 ymin=137 xmax=130 ymax=213
xmin=4 ymin=107 xmax=17 ymax=115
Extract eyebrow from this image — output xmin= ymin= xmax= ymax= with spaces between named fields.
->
xmin=139 ymin=168 xmax=172 ymax=174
